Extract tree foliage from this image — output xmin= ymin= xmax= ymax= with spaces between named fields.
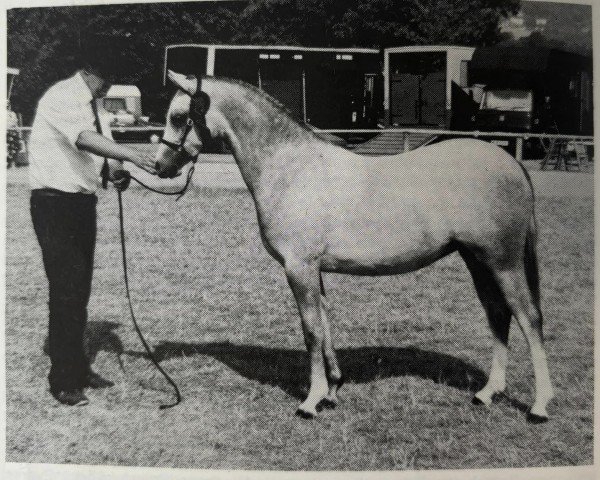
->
xmin=233 ymin=0 xmax=520 ymax=47
xmin=8 ymin=2 xmax=242 ymax=123
xmin=8 ymin=0 xmax=519 ymax=124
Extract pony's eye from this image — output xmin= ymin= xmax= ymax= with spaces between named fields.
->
xmin=170 ymin=112 xmax=187 ymax=124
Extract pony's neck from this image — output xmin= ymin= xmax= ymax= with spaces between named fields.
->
xmin=204 ymin=77 xmax=317 ymax=194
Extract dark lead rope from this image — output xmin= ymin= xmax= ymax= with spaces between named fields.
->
xmin=115 ymin=155 xmax=198 ymax=408
xmin=129 ymin=159 xmax=197 ymax=201
xmin=113 ymin=87 xmax=203 ymax=408
xmin=117 ymin=189 xmax=182 ymax=409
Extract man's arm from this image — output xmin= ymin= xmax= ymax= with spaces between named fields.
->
xmin=76 ymin=130 xmax=156 ymax=173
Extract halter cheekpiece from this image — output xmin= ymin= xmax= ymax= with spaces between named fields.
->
xmin=159 ymin=77 xmax=210 ymax=155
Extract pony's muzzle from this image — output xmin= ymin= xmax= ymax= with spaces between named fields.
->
xmin=155 ymin=160 xmax=180 ymax=179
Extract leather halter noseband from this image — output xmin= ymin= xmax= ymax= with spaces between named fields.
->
xmin=159 ymin=117 xmax=195 ymax=154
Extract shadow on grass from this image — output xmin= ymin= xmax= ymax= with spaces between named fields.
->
xmin=85 ymin=321 xmax=124 ymax=362
xmin=128 ymin=341 xmax=489 ymax=400
xmin=43 ymin=321 xmax=124 ymax=362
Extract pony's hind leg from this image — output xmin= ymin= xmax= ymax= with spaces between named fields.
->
xmin=285 ymin=259 xmax=329 ymax=418
xmin=461 ymin=250 xmax=511 ymax=406
xmin=495 ymin=267 xmax=553 ymax=423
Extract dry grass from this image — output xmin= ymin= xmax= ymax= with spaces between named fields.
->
xmin=5 ymin=170 xmax=593 ymax=470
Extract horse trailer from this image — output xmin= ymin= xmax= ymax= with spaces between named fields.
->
xmin=162 ymin=43 xmax=592 ymax=149
xmin=164 ymin=44 xmax=381 ymax=130
xmin=468 ymin=46 xmax=593 ymax=135
xmin=382 ymin=46 xmax=475 ymax=129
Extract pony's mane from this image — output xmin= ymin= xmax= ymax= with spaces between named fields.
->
xmin=207 ymin=76 xmax=315 ymax=135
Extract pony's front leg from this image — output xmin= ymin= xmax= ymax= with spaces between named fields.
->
xmin=320 ymin=294 xmax=343 ymax=409
xmin=285 ymin=260 xmax=329 ymax=418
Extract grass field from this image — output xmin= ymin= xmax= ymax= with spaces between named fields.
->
xmin=4 ymin=165 xmax=593 ymax=470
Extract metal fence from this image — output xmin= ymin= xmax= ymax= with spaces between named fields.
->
xmin=9 ymin=126 xmax=594 ymax=163
xmin=318 ymin=128 xmax=594 ymax=162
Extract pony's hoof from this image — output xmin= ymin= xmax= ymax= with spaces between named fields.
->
xmin=317 ymin=397 xmax=337 ymax=410
xmin=472 ymin=396 xmax=488 ymax=406
xmin=526 ymin=412 xmax=548 ymax=424
xmin=491 ymin=391 xmax=507 ymax=403
xmin=295 ymin=407 xmax=316 ymax=419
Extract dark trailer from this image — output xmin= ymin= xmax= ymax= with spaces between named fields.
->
xmin=469 ymin=46 xmax=593 ymax=135
xmin=383 ymin=46 xmax=475 ymax=129
xmin=164 ymin=44 xmax=381 ymax=130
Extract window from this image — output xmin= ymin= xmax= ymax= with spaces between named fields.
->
xmin=260 ymin=53 xmax=281 ymax=60
xmin=103 ymin=98 xmax=127 ymax=113
xmin=481 ymin=90 xmax=533 ymax=112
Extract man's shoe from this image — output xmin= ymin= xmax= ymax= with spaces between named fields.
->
xmin=84 ymin=370 xmax=115 ymax=389
xmin=52 ymin=389 xmax=89 ymax=407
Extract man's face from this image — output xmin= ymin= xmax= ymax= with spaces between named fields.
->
xmin=97 ymin=80 xmax=112 ymax=98
xmin=84 ymin=67 xmax=114 ymax=98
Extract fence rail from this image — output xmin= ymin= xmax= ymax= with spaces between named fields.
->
xmin=9 ymin=126 xmax=595 ymax=163
xmin=11 ymin=125 xmax=595 ymax=140
xmin=317 ymin=128 xmax=594 ymax=140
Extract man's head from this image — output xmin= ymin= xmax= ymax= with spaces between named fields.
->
xmin=77 ymin=32 xmax=151 ymax=91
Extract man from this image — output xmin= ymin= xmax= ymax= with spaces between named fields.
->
xmin=29 ymin=34 xmax=157 ymax=406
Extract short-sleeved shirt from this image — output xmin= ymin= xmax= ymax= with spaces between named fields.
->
xmin=29 ymin=71 xmax=113 ymax=193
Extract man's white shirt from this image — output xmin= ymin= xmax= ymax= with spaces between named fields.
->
xmin=29 ymin=71 xmax=114 ymax=193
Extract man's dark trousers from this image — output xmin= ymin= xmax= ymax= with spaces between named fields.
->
xmin=31 ymin=189 xmax=97 ymax=393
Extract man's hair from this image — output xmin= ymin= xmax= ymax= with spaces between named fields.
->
xmin=77 ymin=33 xmax=150 ymax=83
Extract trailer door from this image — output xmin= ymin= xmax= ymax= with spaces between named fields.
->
xmin=213 ymin=49 xmax=259 ymax=86
xmin=165 ymin=46 xmax=208 ymax=81
xmin=305 ymin=53 xmax=366 ymax=128
xmin=389 ymin=51 xmax=446 ymax=126
xmin=420 ymin=70 xmax=446 ymax=126
xmin=258 ymin=54 xmax=304 ymax=122
xmin=391 ymin=73 xmax=420 ymax=125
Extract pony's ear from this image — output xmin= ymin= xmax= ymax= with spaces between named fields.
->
xmin=167 ymin=70 xmax=198 ymax=96
xmin=191 ymin=91 xmax=211 ymax=118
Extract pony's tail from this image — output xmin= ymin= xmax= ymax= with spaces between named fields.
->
xmin=524 ymin=214 xmax=541 ymax=309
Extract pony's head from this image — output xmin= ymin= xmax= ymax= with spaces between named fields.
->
xmin=154 ymin=71 xmax=214 ymax=178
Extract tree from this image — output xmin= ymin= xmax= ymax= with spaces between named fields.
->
xmin=7 ymin=2 xmax=243 ymax=123
xmin=8 ymin=1 xmax=519 ymax=124
xmin=233 ymin=0 xmax=520 ymax=48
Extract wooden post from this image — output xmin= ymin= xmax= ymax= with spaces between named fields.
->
xmin=302 ymin=70 xmax=307 ymax=124
xmin=515 ymin=137 xmax=523 ymax=162
xmin=403 ymin=132 xmax=410 ymax=153
xmin=206 ymin=47 xmax=216 ymax=76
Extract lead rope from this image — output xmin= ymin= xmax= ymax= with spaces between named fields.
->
xmin=129 ymin=158 xmax=197 ymax=201
xmin=117 ymin=189 xmax=182 ymax=409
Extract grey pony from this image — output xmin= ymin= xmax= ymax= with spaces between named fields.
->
xmin=155 ymin=71 xmax=553 ymax=423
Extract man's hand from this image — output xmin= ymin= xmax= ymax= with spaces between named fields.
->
xmin=132 ymin=150 xmax=157 ymax=174
xmin=110 ymin=169 xmax=131 ymax=192
xmin=76 ymin=132 xmax=158 ymax=175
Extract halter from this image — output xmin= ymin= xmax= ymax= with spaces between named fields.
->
xmin=159 ymin=117 xmax=195 ymax=155
xmin=159 ymin=77 xmax=211 ymax=159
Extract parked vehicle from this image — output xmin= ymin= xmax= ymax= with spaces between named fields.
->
xmin=468 ymin=46 xmax=593 ymax=135
xmin=100 ymin=85 xmax=163 ymax=143
xmin=158 ymin=43 xmax=592 ymax=157
xmin=164 ymin=44 xmax=382 ymax=131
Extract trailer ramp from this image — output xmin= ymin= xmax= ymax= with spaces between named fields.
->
xmin=351 ymin=130 xmax=437 ymax=156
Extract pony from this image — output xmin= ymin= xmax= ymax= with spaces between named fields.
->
xmin=154 ymin=71 xmax=553 ymax=423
